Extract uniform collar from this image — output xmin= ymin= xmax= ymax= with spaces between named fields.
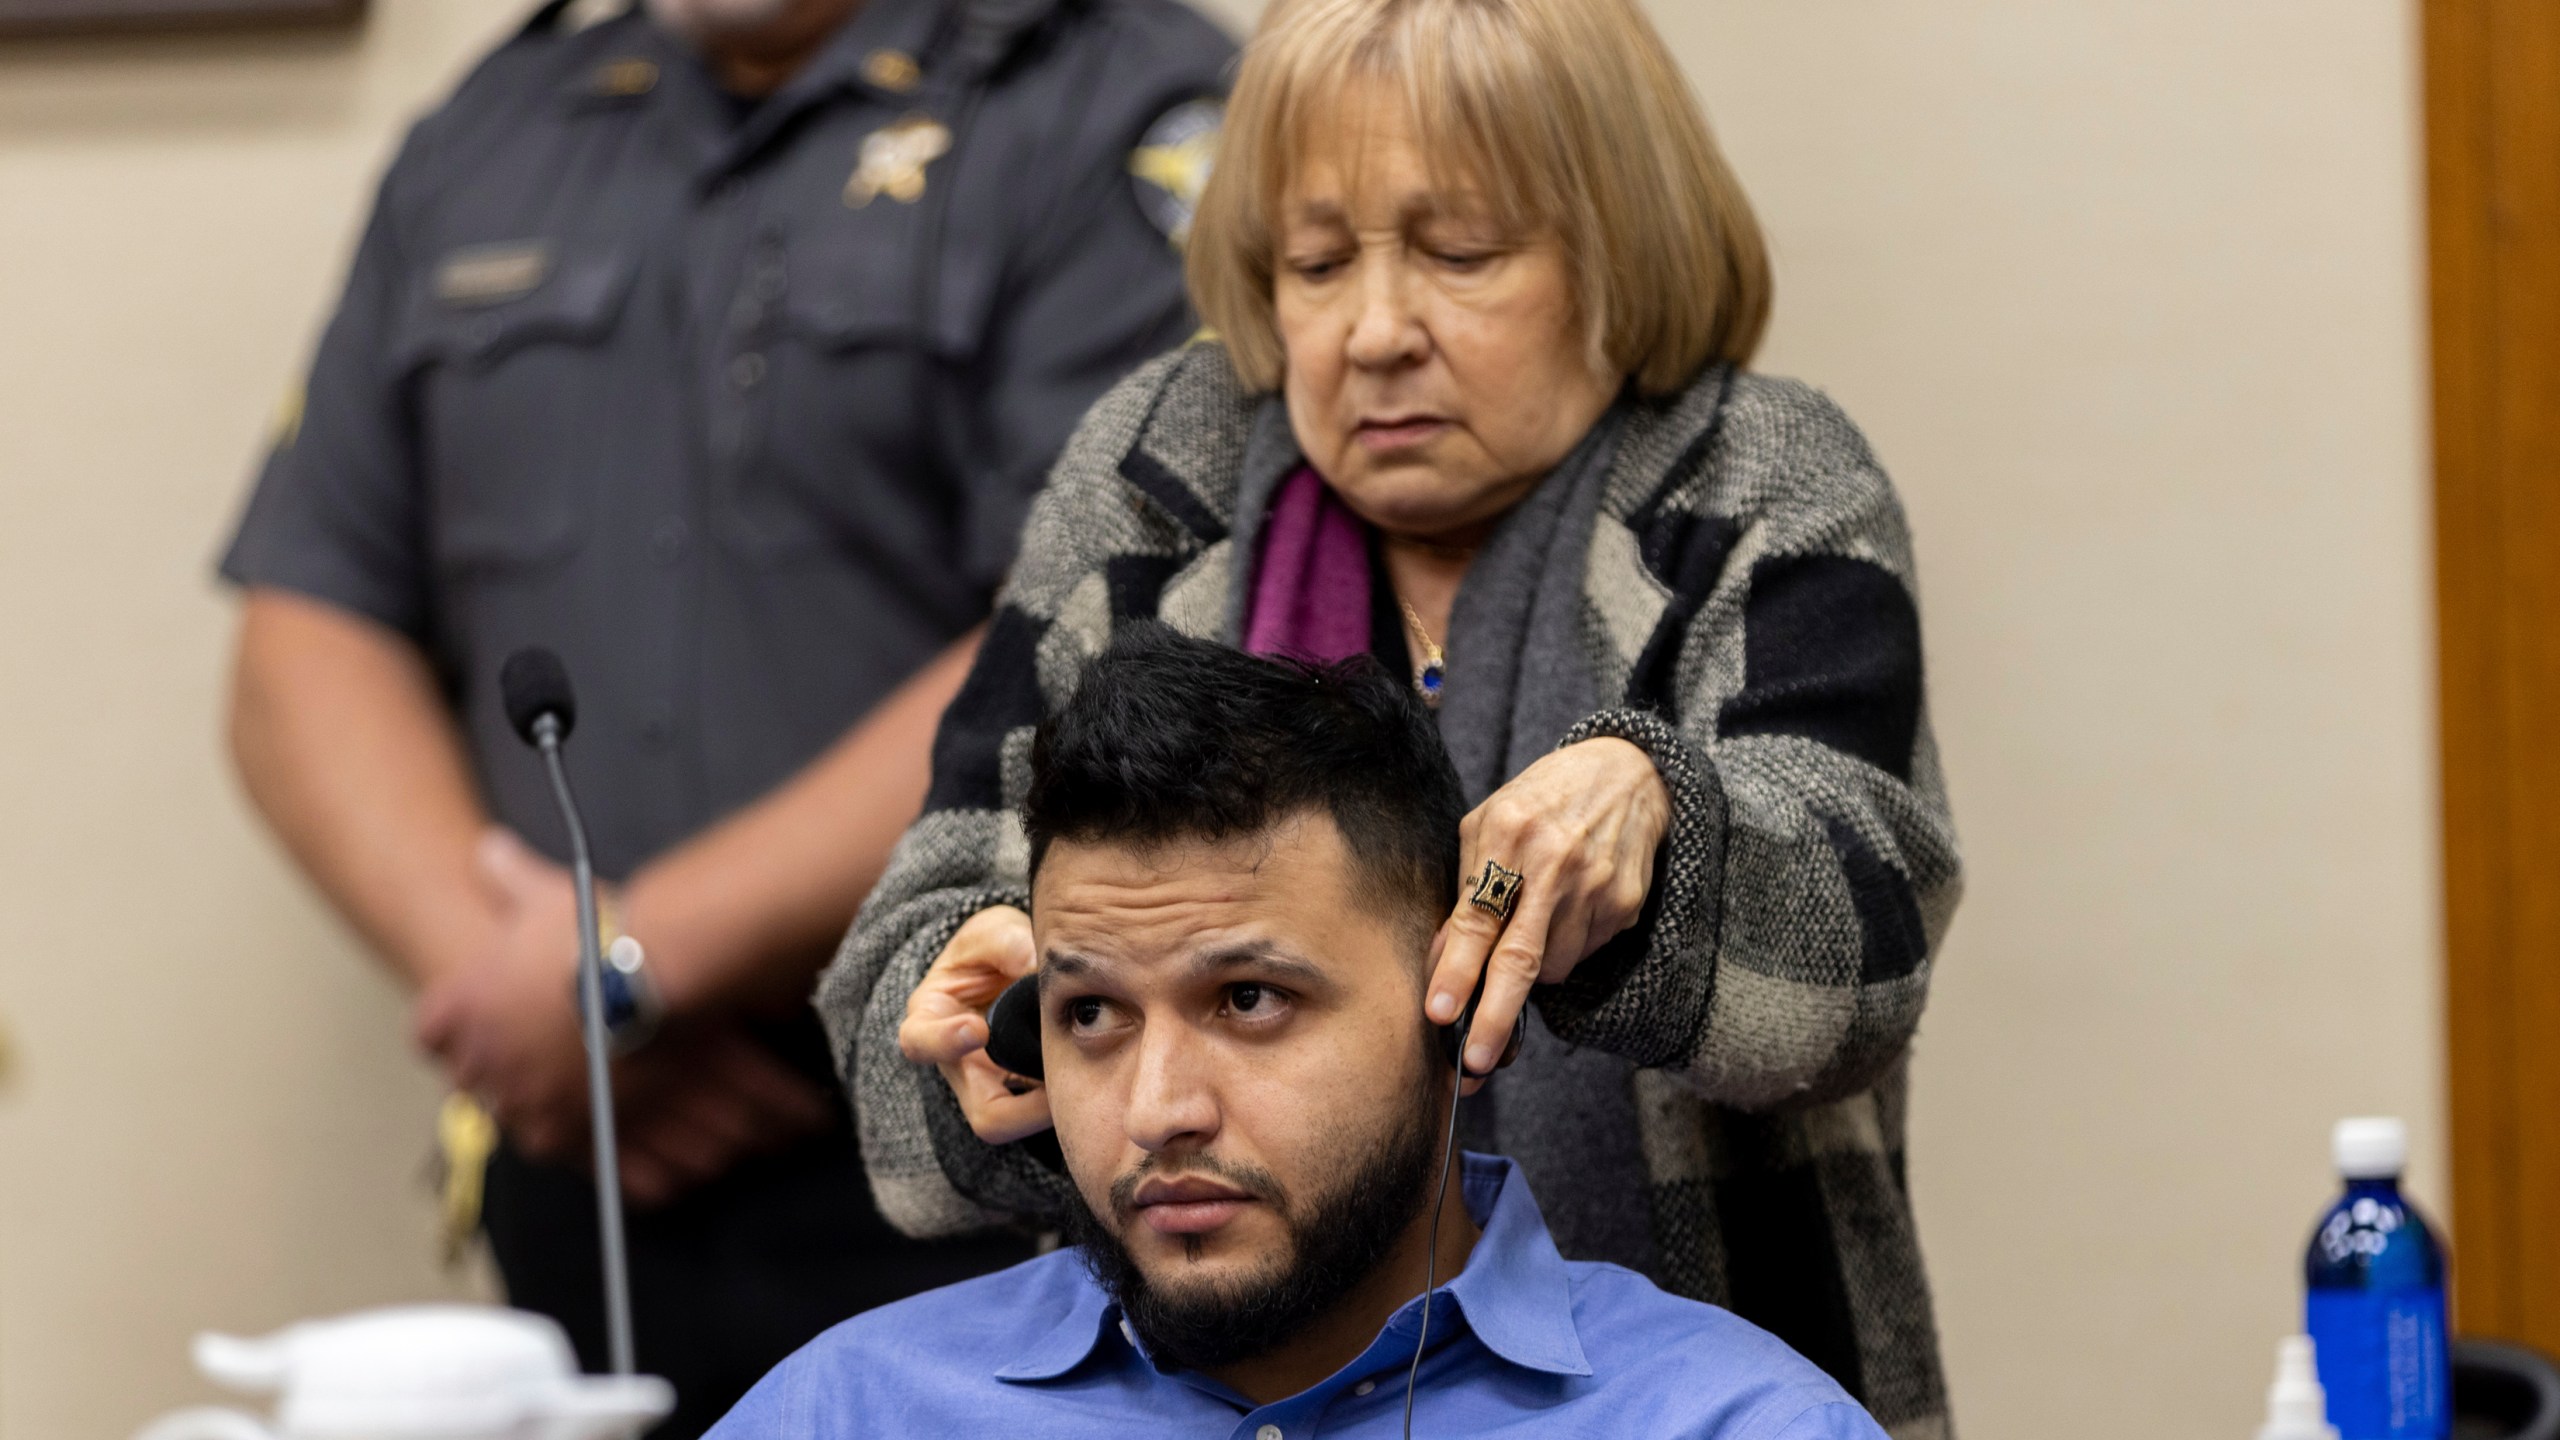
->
xmin=993 ymin=1154 xmax=1592 ymax=1387
xmin=576 ymin=0 xmax=967 ymax=180
xmin=556 ymin=10 xmax=688 ymax=107
xmin=991 ymin=1258 xmax=1120 ymax=1382
xmin=759 ymin=0 xmax=953 ymax=110
xmin=1425 ymin=1153 xmax=1594 ymax=1377
xmin=704 ymin=0 xmax=945 ymax=172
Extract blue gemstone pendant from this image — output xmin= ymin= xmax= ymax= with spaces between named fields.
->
xmin=1416 ymin=659 xmax=1445 ymax=707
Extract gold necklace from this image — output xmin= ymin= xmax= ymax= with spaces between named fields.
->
xmin=1397 ymin=596 xmax=1447 ymax=708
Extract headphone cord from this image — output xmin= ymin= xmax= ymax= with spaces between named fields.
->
xmin=1402 ymin=1023 xmax=1472 ymax=1440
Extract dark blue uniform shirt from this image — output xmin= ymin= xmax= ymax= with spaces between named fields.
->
xmin=217 ymin=3 xmax=1233 ymax=1428
xmin=222 ymin=0 xmax=1233 ymax=881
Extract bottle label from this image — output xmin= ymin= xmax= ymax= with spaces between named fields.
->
xmin=2307 ymin=1288 xmax=2449 ymax=1439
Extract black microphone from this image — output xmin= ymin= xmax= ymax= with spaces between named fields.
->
xmin=498 ymin=646 xmax=634 ymax=1378
xmin=500 ymin=646 xmax=577 ymax=746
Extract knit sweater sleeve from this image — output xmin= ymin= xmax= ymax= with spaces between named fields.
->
xmin=813 ymin=348 xmax=1227 ymax=1237
xmin=1532 ymin=376 xmax=1962 ymax=1110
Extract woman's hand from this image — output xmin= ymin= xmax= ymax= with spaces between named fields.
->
xmin=1427 ymin=737 xmax=1671 ymax=1075
xmin=897 ymin=905 xmax=1054 ymax=1144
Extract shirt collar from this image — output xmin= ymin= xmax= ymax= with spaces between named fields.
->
xmin=755 ymin=0 xmax=950 ymax=110
xmin=992 ymin=1256 xmax=1121 ymax=1382
xmin=993 ymin=1154 xmax=1591 ymax=1386
xmin=1428 ymin=1153 xmax=1593 ymax=1377
xmin=577 ymin=0 xmax=958 ymax=179
xmin=705 ymin=0 xmax=947 ymax=173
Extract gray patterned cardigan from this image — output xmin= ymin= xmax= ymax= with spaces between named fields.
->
xmin=817 ymin=343 xmax=1963 ymax=1438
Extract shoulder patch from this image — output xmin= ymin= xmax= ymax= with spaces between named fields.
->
xmin=1128 ymin=96 xmax=1222 ymax=248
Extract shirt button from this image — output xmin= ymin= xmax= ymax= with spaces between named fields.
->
xmin=1353 ymin=1380 xmax=1376 ymax=1396
xmin=730 ymin=352 xmax=766 ymax=390
xmin=1256 ymin=1427 xmax=1282 ymax=1440
xmin=639 ymin=709 xmax=675 ymax=750
xmin=650 ymin=516 xmax=690 ymax=566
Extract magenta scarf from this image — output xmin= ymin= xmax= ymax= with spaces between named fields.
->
xmin=1241 ymin=465 xmax=1373 ymax=663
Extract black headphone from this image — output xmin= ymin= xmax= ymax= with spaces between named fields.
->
xmin=979 ymin=969 xmax=1524 ymax=1083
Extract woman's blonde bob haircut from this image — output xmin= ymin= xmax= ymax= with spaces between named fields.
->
xmin=1187 ymin=0 xmax=1771 ymax=398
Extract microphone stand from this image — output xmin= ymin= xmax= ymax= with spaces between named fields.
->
xmin=532 ymin=713 xmax=635 ymax=1377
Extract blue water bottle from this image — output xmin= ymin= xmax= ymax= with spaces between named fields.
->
xmin=2304 ymin=1117 xmax=2449 ymax=1439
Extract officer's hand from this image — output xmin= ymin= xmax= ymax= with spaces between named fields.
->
xmin=1425 ymin=738 xmax=1671 ymax=1077
xmin=413 ymin=829 xmax=595 ymax=1158
xmin=614 ymin=1023 xmax=834 ymax=1208
xmin=898 ymin=905 xmax=1052 ymax=1145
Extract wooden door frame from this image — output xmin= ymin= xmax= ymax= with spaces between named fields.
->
xmin=2428 ymin=0 xmax=2560 ymax=1345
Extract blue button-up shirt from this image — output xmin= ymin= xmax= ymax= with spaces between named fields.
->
xmin=707 ymin=1155 xmax=1887 ymax=1438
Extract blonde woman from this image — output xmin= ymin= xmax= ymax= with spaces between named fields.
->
xmin=827 ymin=0 xmax=1960 ymax=1432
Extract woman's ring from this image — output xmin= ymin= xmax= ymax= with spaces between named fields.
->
xmin=1469 ymin=860 xmax=1524 ymax=923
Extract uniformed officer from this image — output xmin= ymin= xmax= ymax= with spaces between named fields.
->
xmin=218 ymin=0 xmax=1232 ymax=1432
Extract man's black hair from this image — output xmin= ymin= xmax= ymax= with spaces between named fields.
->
xmin=1024 ymin=625 xmax=1464 ymax=940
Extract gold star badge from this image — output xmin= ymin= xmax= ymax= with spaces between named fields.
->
xmin=846 ymin=114 xmax=952 ymax=207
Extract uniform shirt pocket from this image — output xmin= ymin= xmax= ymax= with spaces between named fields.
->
xmin=396 ymin=244 xmax=637 ymax=573
xmin=721 ymin=216 xmax=997 ymax=569
xmin=777 ymin=199 xmax=997 ymax=358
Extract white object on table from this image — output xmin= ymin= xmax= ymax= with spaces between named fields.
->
xmin=132 ymin=1304 xmax=673 ymax=1440
xmin=2256 ymin=1333 xmax=2342 ymax=1440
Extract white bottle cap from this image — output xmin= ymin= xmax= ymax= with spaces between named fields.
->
xmin=2333 ymin=1117 xmax=2408 ymax=1180
xmin=2256 ymin=1335 xmax=2340 ymax=1440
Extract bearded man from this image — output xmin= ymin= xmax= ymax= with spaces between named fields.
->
xmin=219 ymin=0 xmax=1231 ymax=1430
xmin=707 ymin=630 xmax=1888 ymax=1438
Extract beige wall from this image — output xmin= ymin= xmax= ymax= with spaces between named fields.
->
xmin=0 ymin=8 xmax=528 ymax=1438
xmin=0 ymin=2 xmax=2436 ymax=1437
xmin=1649 ymin=3 xmax=2440 ymax=1434
xmin=1648 ymin=5 xmax=2426 ymax=1424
